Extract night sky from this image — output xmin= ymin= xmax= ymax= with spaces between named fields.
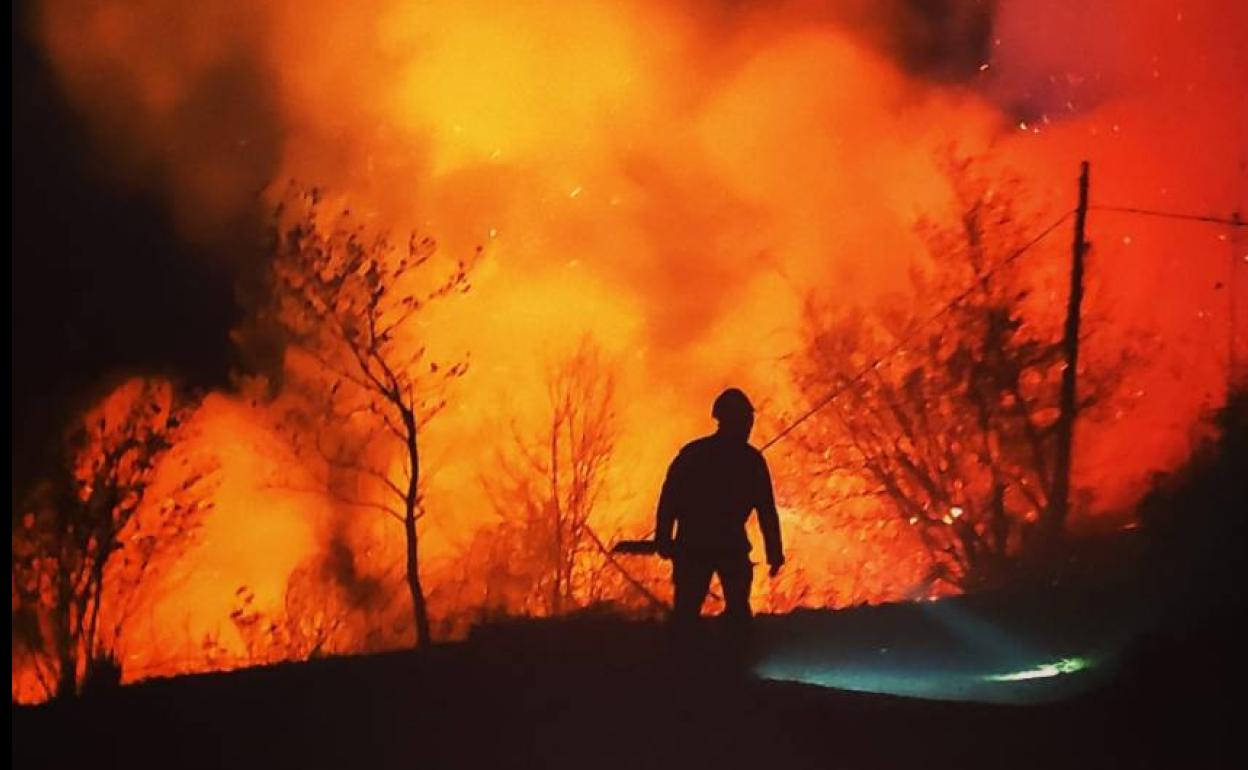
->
xmin=11 ymin=1 xmax=245 ymax=494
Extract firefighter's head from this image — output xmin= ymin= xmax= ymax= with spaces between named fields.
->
xmin=712 ymin=388 xmax=755 ymax=442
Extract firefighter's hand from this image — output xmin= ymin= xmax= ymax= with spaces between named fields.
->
xmin=656 ymin=540 xmax=674 ymax=561
xmin=768 ymin=559 xmax=785 ymax=578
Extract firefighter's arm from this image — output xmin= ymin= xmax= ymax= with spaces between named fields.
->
xmin=756 ymin=455 xmax=785 ymax=575
xmin=654 ymin=454 xmax=683 ymax=559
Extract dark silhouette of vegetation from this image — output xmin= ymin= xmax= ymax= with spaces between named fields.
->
xmin=204 ymin=535 xmax=395 ymax=667
xmin=789 ymin=155 xmax=1125 ymax=592
xmin=267 ymin=188 xmax=478 ymax=648
xmin=1138 ymin=386 xmax=1247 ymax=624
xmin=477 ymin=339 xmax=626 ymax=615
xmin=11 ymin=378 xmax=214 ymax=700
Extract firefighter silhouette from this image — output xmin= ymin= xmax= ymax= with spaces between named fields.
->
xmin=655 ymin=388 xmax=784 ymax=625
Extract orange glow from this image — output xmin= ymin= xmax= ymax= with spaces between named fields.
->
xmin=18 ymin=0 xmax=1247 ymax=696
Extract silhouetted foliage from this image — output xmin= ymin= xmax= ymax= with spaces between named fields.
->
xmin=211 ymin=538 xmax=396 ymax=667
xmin=790 ymin=155 xmax=1125 ymax=592
xmin=476 ymin=339 xmax=621 ymax=615
xmin=267 ymin=187 xmax=478 ymax=647
xmin=1138 ymin=386 xmax=1247 ymax=623
xmin=11 ymin=378 xmax=214 ymax=700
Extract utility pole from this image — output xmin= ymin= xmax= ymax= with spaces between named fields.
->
xmin=1047 ymin=161 xmax=1090 ymax=553
xmin=1230 ymin=210 xmax=1244 ymax=390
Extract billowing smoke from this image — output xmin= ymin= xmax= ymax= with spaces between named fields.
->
xmin=27 ymin=0 xmax=1247 ymax=673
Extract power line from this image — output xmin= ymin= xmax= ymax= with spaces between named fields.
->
xmin=631 ymin=210 xmax=1077 ymax=542
xmin=759 ymin=209 xmax=1075 ymax=453
xmin=1090 ymin=204 xmax=1246 ymax=228
xmin=760 ymin=200 xmax=1247 ymax=453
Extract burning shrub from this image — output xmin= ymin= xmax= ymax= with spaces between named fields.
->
xmin=472 ymin=339 xmax=665 ymax=617
xmin=11 ymin=378 xmax=215 ymax=701
xmin=263 ymin=187 xmax=479 ymax=647
xmin=787 ymin=155 xmax=1127 ymax=593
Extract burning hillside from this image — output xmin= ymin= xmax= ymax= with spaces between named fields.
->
xmin=12 ymin=0 xmax=1246 ymax=702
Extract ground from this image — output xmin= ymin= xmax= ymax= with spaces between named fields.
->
xmin=11 ymin=579 xmax=1239 ymax=770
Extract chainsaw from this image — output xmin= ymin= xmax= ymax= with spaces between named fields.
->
xmin=611 ymin=539 xmax=661 ymax=555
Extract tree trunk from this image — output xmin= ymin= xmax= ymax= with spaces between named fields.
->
xmin=402 ymin=411 xmax=431 ymax=648
xmin=549 ymin=428 xmax=562 ymax=616
xmin=51 ymin=557 xmax=82 ymax=700
xmin=55 ymin=648 xmax=77 ymax=700
xmin=403 ymin=509 xmax=431 ymax=648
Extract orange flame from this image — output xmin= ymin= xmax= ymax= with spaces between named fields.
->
xmin=18 ymin=0 xmax=1247 ymax=693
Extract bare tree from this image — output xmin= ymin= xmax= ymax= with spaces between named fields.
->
xmin=477 ymin=339 xmax=618 ymax=615
xmin=790 ymin=155 xmax=1123 ymax=591
xmin=267 ymin=188 xmax=476 ymax=647
xmin=11 ymin=378 xmax=213 ymax=700
xmin=222 ymin=534 xmax=395 ymax=666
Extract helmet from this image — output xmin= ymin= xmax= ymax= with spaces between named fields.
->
xmin=711 ymin=388 xmax=754 ymax=423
